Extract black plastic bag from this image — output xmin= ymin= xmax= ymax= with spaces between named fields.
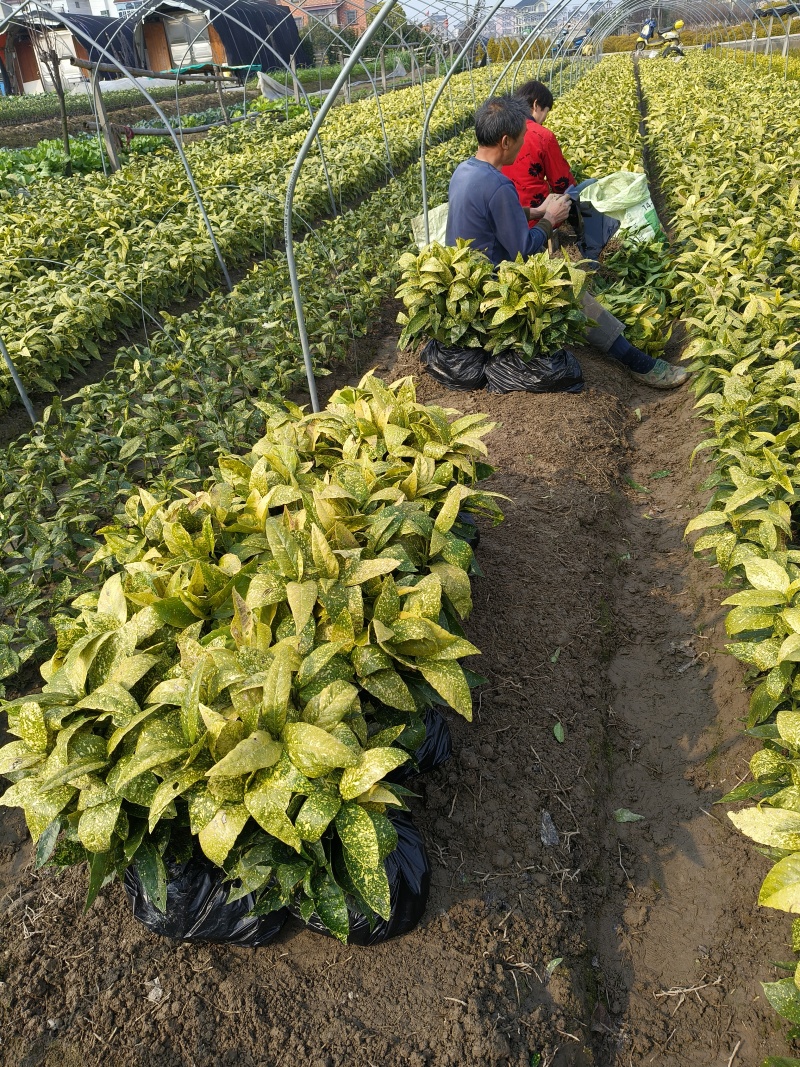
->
xmin=485 ymin=348 xmax=584 ymax=395
xmin=124 ymin=851 xmax=288 ymax=946
xmin=302 ymin=811 xmax=430 ymax=946
xmin=389 ymin=706 xmax=452 ymax=785
xmin=420 ymin=338 xmax=488 ymax=391
xmin=454 ymin=510 xmax=480 ymax=549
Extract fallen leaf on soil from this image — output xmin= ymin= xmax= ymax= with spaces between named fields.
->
xmin=614 ymin=809 xmax=645 ymax=823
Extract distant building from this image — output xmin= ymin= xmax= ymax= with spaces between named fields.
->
xmin=488 ymin=7 xmax=518 ymax=36
xmin=290 ymin=0 xmax=366 ymax=33
xmin=513 ymin=0 xmax=550 ymax=34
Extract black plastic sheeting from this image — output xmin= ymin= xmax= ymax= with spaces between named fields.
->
xmin=7 ymin=14 xmax=139 ymax=80
xmin=145 ymin=0 xmax=300 ymax=73
xmin=389 ymin=706 xmax=453 ymax=785
xmin=303 ymin=811 xmax=431 ymax=946
xmin=485 ymin=348 xmax=584 ymax=394
xmin=420 ymin=338 xmax=488 ymax=392
xmin=124 ymin=850 xmax=288 ymax=946
xmin=66 ymin=14 xmax=139 ymax=71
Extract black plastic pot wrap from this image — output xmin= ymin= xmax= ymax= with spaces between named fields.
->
xmin=420 ymin=338 xmax=488 ymax=391
xmin=485 ymin=348 xmax=584 ymax=394
xmin=124 ymin=851 xmax=288 ymax=946
xmin=389 ymin=705 xmax=453 ymax=785
xmin=302 ymin=811 xmax=430 ymax=946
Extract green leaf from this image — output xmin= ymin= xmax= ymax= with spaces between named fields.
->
xmin=262 ymin=647 xmax=293 ymax=737
xmin=614 ymin=809 xmax=644 ymax=823
xmin=149 ymin=759 xmax=212 ymax=832
xmin=78 ymin=799 xmax=121 ymax=853
xmin=312 ymin=870 xmax=349 ymax=942
xmin=34 ymin=818 xmax=62 ymax=869
xmin=295 ymin=790 xmax=342 ymax=842
xmin=207 ymin=731 xmax=283 ymax=778
xmin=762 ymin=978 xmax=800 ymax=1024
xmin=198 ymin=803 xmax=249 ymax=865
xmin=743 ymin=558 xmax=791 ymax=595
xmin=359 ymin=668 xmax=416 ymax=711
xmin=244 ymin=782 xmax=301 ymax=851
xmin=342 ymin=848 xmax=391 ymax=920
xmin=283 ymin=722 xmax=360 ymax=777
xmin=729 ymin=807 xmax=800 ymax=850
xmin=84 ymin=850 xmax=111 ymax=912
xmin=418 ymin=661 xmax=472 ymax=719
xmin=343 ymin=558 xmax=402 ymax=587
xmin=286 ymin=580 xmax=318 ymax=635
xmin=134 ymin=840 xmax=167 ymax=913
xmin=759 ymin=854 xmax=800 ymax=912
xmin=335 ymin=801 xmax=380 ymax=868
xmin=339 ymin=747 xmax=409 ymax=800
xmin=302 ymin=680 xmax=358 ymax=729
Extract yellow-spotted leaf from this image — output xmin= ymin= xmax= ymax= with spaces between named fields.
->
xmin=294 ymin=790 xmax=342 ymax=842
xmin=283 ymin=722 xmax=360 ymax=777
xmin=286 ymin=580 xmax=318 ymax=635
xmin=339 ymin=747 xmax=409 ymax=800
xmin=206 ymin=731 xmax=283 ymax=778
xmin=729 ymin=807 xmax=800 ymax=850
xmin=359 ymin=668 xmax=416 ymax=711
xmin=759 ymin=854 xmax=800 ymax=913
xmin=77 ymin=798 xmax=121 ymax=853
xmin=198 ymin=803 xmax=249 ymax=865
xmin=419 ymin=660 xmax=472 ymax=720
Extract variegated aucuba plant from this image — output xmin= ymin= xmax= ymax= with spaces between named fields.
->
xmin=0 ymin=374 xmax=502 ymax=940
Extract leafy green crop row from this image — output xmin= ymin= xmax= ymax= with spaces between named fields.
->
xmin=639 ymin=53 xmax=800 ymax=1048
xmin=0 ymin=69 xmax=486 ymax=409
xmin=0 ymin=127 xmax=475 ymax=684
xmin=0 ymin=80 xmax=225 ymax=128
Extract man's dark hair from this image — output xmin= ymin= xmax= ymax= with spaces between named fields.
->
xmin=474 ymin=96 xmax=529 ymax=147
xmin=514 ymin=79 xmax=554 ymax=111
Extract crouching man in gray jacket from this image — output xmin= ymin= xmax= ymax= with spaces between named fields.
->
xmin=446 ymin=95 xmax=688 ymax=390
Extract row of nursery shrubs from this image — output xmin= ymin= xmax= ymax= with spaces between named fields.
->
xmin=639 ymin=54 xmax=800 ymax=1041
xmin=0 ymin=69 xmax=483 ymax=409
xmin=0 ymin=373 xmax=500 ymax=942
xmin=0 ymin=128 xmax=475 ymax=683
xmin=0 ymin=56 xmax=644 ymax=683
xmin=0 ymin=80 xmax=218 ymax=128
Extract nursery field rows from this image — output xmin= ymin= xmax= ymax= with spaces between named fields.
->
xmin=0 ymin=59 xmax=639 ymax=685
xmin=3 ymin=51 xmax=796 ymax=1067
xmin=0 ymin=68 xmax=485 ymax=409
xmin=637 ymin=52 xmax=800 ymax=1045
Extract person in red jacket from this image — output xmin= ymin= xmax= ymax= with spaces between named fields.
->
xmin=502 ymin=79 xmax=575 ymax=227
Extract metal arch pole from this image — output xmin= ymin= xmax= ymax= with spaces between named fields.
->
xmin=0 ymin=335 xmax=36 ymax=426
xmin=171 ymin=0 xmax=337 ymax=213
xmin=283 ymin=0 xmax=398 ymax=414
xmin=3 ymin=0 xmax=234 ymax=292
xmin=488 ymin=0 xmax=575 ymax=98
xmin=419 ymin=0 xmax=508 ymax=246
xmin=288 ymin=0 xmax=401 ymax=172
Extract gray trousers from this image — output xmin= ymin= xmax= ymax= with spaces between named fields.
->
xmin=582 ymin=292 xmax=625 ymax=353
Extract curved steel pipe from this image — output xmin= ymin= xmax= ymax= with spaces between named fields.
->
xmin=3 ymin=0 xmax=234 ymax=291
xmin=283 ymin=0 xmax=399 ymax=413
xmin=419 ymin=0 xmax=509 ymax=245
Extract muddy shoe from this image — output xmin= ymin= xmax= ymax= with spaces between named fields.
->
xmin=629 ymin=359 xmax=690 ymax=390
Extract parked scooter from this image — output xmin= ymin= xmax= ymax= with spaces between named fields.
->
xmin=634 ymin=19 xmax=685 ymax=58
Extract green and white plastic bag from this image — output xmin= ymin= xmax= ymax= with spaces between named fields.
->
xmin=579 ymin=171 xmax=662 ymax=243
xmin=412 ymin=202 xmax=449 ymax=250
